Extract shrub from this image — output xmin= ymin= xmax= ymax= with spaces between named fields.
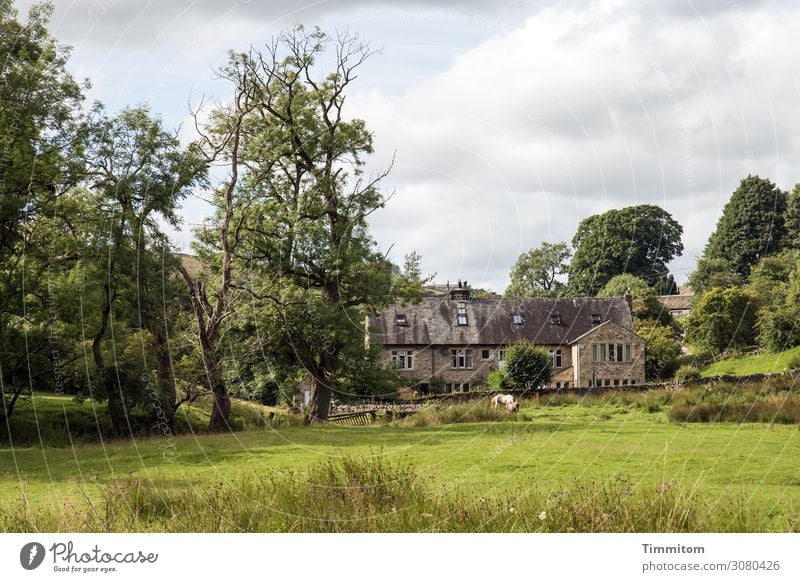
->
xmin=487 ymin=370 xmax=507 ymax=392
xmin=787 ymin=351 xmax=800 ymax=371
xmin=504 ymin=342 xmax=552 ymax=390
xmin=674 ymin=365 xmax=702 ymax=383
xmin=637 ymin=322 xmax=682 ymax=380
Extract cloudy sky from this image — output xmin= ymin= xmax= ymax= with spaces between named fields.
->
xmin=20 ymin=0 xmax=800 ymax=291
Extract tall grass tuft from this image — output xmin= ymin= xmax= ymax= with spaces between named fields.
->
xmin=397 ymin=403 xmax=519 ymax=427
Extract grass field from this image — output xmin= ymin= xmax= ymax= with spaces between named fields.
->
xmin=700 ymin=346 xmax=800 ymax=377
xmin=2 ymin=390 xmax=799 ymax=532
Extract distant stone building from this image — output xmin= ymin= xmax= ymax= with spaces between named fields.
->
xmin=656 ymin=294 xmax=693 ymax=319
xmin=368 ymin=283 xmax=646 ymax=393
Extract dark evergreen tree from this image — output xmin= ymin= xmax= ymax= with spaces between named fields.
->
xmin=704 ymin=175 xmax=787 ymax=277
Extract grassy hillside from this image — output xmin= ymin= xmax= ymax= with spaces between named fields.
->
xmin=1 ymin=392 xmax=294 ymax=447
xmin=700 ymin=346 xmax=800 ymax=377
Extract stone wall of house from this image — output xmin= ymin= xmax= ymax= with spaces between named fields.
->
xmin=385 ymin=343 xmax=577 ymax=391
xmin=572 ymin=323 xmax=646 ymax=387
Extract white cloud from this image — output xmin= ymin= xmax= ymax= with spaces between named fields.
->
xmin=354 ymin=1 xmax=800 ymax=290
xmin=27 ymin=0 xmax=800 ymax=291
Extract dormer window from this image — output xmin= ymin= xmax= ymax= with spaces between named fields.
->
xmin=395 ymin=314 xmax=407 ymax=326
xmin=591 ymin=313 xmax=602 ymax=325
xmin=456 ymin=301 xmax=468 ymax=326
xmin=549 ymin=313 xmax=561 ymax=325
xmin=512 ymin=314 xmax=524 ymax=325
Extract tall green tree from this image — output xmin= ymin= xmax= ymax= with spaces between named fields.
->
xmin=745 ymin=251 xmax=800 ymax=353
xmin=80 ymin=105 xmax=204 ymax=434
xmin=568 ymin=205 xmax=683 ymax=296
xmin=1 ymin=1 xmax=84 ymax=419
xmin=686 ymin=257 xmax=742 ymax=296
xmin=505 ymin=241 xmax=570 ymax=297
xmin=784 ymin=184 xmax=800 ymax=251
xmin=185 ymin=27 xmax=417 ymax=424
xmin=703 ymin=175 xmax=787 ymax=278
xmin=684 ymin=287 xmax=757 ymax=354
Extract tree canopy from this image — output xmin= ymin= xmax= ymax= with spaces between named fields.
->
xmin=568 ymin=204 xmax=683 ymax=296
xmin=703 ymin=175 xmax=787 ymax=278
xmin=684 ymin=287 xmax=757 ymax=354
xmin=505 ymin=241 xmax=570 ymax=298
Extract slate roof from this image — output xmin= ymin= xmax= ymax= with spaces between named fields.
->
xmin=369 ymin=297 xmax=634 ymax=347
xmin=657 ymin=294 xmax=693 ymax=311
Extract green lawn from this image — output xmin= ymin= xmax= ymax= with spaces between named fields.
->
xmin=700 ymin=346 xmax=800 ymax=377
xmin=2 ymin=398 xmax=799 ymax=531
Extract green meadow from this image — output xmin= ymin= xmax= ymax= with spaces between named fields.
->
xmin=1 ymin=388 xmax=799 ymax=532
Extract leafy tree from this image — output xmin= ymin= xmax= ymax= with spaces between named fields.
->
xmin=703 ymin=175 xmax=787 ymax=277
xmin=785 ymin=184 xmax=800 ymax=251
xmin=598 ymin=273 xmax=673 ymax=327
xmin=568 ymin=205 xmax=683 ymax=296
xmin=756 ymin=304 xmax=800 ymax=353
xmin=1 ymin=1 xmax=84 ymax=419
xmin=684 ymin=287 xmax=757 ymax=354
xmin=505 ymin=241 xmax=570 ymax=297
xmin=78 ymin=105 xmax=205 ymax=434
xmin=203 ymin=27 xmax=415 ymax=422
xmin=686 ymin=257 xmax=742 ymax=296
xmin=503 ymin=342 xmax=552 ymax=390
xmin=745 ymin=251 xmax=800 ymax=352
xmin=636 ymin=322 xmax=681 ymax=380
xmin=392 ymin=252 xmax=434 ymax=305
xmin=652 ymin=273 xmax=678 ymax=295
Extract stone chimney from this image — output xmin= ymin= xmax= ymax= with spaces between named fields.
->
xmin=449 ymin=279 xmax=471 ymax=300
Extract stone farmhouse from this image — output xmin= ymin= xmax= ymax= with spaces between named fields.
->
xmin=368 ymin=283 xmax=646 ymax=394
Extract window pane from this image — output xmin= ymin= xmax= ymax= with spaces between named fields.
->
xmin=600 ymin=344 xmax=606 ymax=362
xmin=625 ymin=344 xmax=632 ymax=362
xmin=466 ymin=350 xmax=473 ymax=368
xmin=592 ymin=344 xmax=597 ymax=362
xmin=617 ymin=344 xmax=623 ymax=362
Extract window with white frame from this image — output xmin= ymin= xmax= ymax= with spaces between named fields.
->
xmin=591 ymin=343 xmax=632 ymax=363
xmin=450 ymin=349 xmax=473 ymax=369
xmin=498 ymin=349 xmax=506 ymax=370
xmin=512 ymin=314 xmax=524 ymax=325
xmin=390 ymin=350 xmax=414 ymax=370
xmin=395 ymin=313 xmax=407 ymax=326
xmin=549 ymin=348 xmax=563 ymax=368
xmin=456 ymin=301 xmax=468 ymax=326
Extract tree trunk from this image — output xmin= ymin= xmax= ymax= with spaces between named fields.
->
xmin=0 ymin=382 xmax=23 ymax=421
xmin=305 ymin=352 xmax=338 ymax=423
xmin=306 ymin=375 xmax=332 ymax=424
xmin=92 ymin=300 xmax=125 ymax=437
xmin=202 ymin=343 xmax=231 ymax=432
xmin=152 ymin=329 xmax=176 ymax=433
